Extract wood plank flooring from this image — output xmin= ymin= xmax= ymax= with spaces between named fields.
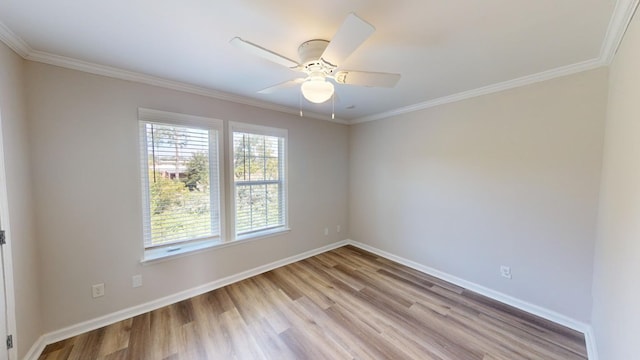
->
xmin=38 ymin=245 xmax=588 ymax=359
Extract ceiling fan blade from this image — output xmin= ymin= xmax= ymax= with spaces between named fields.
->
xmin=334 ymin=71 xmax=401 ymax=87
xmin=321 ymin=13 xmax=375 ymax=67
xmin=258 ymin=78 xmax=305 ymax=94
xmin=230 ymin=37 xmax=299 ymax=68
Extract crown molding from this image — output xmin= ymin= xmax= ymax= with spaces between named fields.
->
xmin=0 ymin=21 xmax=31 ymax=58
xmin=1 ymin=0 xmax=637 ymax=126
xmin=24 ymin=50 xmax=347 ymax=124
xmin=350 ymin=0 xmax=638 ymax=124
xmin=350 ymin=57 xmax=606 ymax=124
xmin=0 ymin=22 xmax=347 ymax=125
xmin=600 ymin=0 xmax=640 ymax=65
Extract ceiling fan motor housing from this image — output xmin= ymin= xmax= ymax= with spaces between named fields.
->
xmin=231 ymin=13 xmax=400 ymax=103
xmin=298 ymin=39 xmax=336 ymax=75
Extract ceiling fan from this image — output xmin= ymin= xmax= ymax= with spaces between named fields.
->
xmin=230 ymin=13 xmax=401 ymax=105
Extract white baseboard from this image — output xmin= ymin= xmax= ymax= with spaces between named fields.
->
xmin=344 ymin=240 xmax=598 ymax=359
xmin=25 ymin=238 xmax=600 ymax=360
xmin=584 ymin=326 xmax=599 ymax=360
xmin=22 ymin=335 xmax=45 ymax=360
xmin=25 ymin=240 xmax=348 ymax=359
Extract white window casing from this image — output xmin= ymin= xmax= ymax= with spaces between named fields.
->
xmin=139 ymin=108 xmax=225 ymax=261
xmin=229 ymin=122 xmax=289 ymax=241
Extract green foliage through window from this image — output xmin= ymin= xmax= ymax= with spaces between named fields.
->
xmin=143 ymin=123 xmax=218 ymax=247
xmin=233 ymin=131 xmax=286 ymax=235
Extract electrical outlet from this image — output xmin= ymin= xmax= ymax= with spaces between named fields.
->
xmin=336 ymin=225 xmax=341 ymax=233
xmin=500 ymin=265 xmax=512 ymax=279
xmin=92 ymin=283 xmax=105 ymax=298
xmin=132 ymin=274 xmax=143 ymax=288
xmin=324 ymin=227 xmax=329 ymax=236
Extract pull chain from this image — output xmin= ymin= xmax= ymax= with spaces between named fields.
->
xmin=299 ymin=92 xmax=303 ymax=117
xmin=332 ymin=93 xmax=335 ymax=120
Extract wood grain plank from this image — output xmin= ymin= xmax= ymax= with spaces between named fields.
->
xmin=125 ymin=313 xmax=150 ymax=360
xmin=97 ymin=319 xmax=131 ymax=358
xmin=66 ymin=327 xmax=105 ymax=360
xmin=37 ymin=245 xmax=587 ymax=360
xmin=149 ymin=306 xmax=177 ymax=359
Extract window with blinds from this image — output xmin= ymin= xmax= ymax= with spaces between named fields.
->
xmin=139 ymin=109 xmax=223 ymax=255
xmin=231 ymin=123 xmax=288 ymax=238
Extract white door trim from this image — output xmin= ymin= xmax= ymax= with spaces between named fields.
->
xmin=0 ymin=108 xmax=19 ymax=360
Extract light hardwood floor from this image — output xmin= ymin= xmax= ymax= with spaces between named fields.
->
xmin=38 ymin=245 xmax=588 ymax=359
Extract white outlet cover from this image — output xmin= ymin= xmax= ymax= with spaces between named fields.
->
xmin=132 ymin=274 xmax=143 ymax=288
xmin=500 ymin=266 xmax=512 ymax=279
xmin=92 ymin=283 xmax=105 ymax=298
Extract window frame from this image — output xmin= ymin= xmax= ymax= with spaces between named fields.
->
xmin=228 ymin=121 xmax=289 ymax=241
xmin=138 ymin=108 xmax=226 ymax=261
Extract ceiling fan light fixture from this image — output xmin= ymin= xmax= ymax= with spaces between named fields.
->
xmin=301 ymin=78 xmax=334 ymax=103
xmin=233 ymin=13 xmax=400 ymax=109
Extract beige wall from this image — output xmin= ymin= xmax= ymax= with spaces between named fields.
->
xmin=349 ymin=68 xmax=608 ymax=322
xmin=5 ymin=28 xmax=633 ymax=355
xmin=0 ymin=43 xmax=42 ymax=358
xmin=25 ymin=61 xmax=349 ymax=332
xmin=591 ymin=7 xmax=640 ymax=359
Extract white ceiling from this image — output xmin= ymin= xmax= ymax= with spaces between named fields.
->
xmin=0 ymin=0 xmax=631 ymax=123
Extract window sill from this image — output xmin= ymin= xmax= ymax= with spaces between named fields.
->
xmin=236 ymin=227 xmax=291 ymax=242
xmin=141 ymin=227 xmax=291 ymax=264
xmin=142 ymin=238 xmax=221 ymax=264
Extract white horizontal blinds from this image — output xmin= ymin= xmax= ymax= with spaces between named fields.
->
xmin=143 ymin=122 xmax=219 ymax=248
xmin=233 ymin=131 xmax=286 ymax=235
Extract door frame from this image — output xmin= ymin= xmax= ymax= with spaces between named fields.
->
xmin=0 ymin=108 xmax=19 ymax=360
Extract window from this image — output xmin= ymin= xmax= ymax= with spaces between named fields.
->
xmin=230 ymin=122 xmax=288 ymax=239
xmin=139 ymin=109 xmax=224 ymax=260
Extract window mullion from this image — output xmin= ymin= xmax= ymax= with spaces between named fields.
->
xmin=278 ymin=138 xmax=284 ymax=225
